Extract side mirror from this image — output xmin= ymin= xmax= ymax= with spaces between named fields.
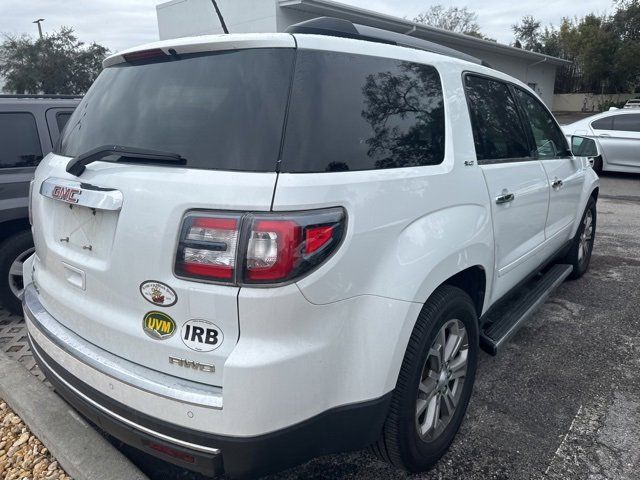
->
xmin=571 ymin=135 xmax=599 ymax=158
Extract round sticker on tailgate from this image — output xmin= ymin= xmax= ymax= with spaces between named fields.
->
xmin=181 ymin=319 xmax=224 ymax=352
xmin=140 ymin=280 xmax=177 ymax=307
xmin=143 ymin=311 xmax=176 ymax=340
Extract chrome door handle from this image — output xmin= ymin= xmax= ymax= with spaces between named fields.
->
xmin=599 ymin=133 xmax=611 ymax=137
xmin=552 ymin=178 xmax=564 ymax=189
xmin=495 ymin=191 xmax=515 ymax=204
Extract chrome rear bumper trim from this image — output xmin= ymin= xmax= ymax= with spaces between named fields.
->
xmin=23 ymin=284 xmax=223 ymax=409
xmin=29 ymin=339 xmax=221 ymax=456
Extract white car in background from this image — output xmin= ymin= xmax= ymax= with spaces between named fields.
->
xmin=623 ymin=98 xmax=640 ymax=109
xmin=562 ymin=109 xmax=640 ymax=174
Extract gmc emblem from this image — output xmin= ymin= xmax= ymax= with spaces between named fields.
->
xmin=52 ymin=185 xmax=81 ymax=204
xmin=168 ymin=356 xmax=215 ymax=373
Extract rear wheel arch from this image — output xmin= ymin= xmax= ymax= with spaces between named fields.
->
xmin=441 ymin=266 xmax=486 ymax=318
xmin=590 ymin=187 xmax=599 ymax=202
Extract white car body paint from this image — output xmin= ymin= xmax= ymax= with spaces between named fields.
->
xmin=23 ymin=31 xmax=600 ymax=474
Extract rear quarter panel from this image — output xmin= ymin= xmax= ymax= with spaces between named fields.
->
xmin=273 ymin=47 xmax=495 ymax=310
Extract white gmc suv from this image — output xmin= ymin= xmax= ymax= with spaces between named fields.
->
xmin=23 ymin=18 xmax=599 ymax=479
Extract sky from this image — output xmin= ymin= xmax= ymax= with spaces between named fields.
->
xmin=0 ymin=0 xmax=613 ymax=53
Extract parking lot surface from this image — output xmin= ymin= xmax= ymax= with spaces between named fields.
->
xmin=1 ymin=173 xmax=638 ymax=480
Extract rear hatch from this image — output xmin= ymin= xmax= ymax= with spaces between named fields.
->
xmin=30 ymin=36 xmax=296 ymax=387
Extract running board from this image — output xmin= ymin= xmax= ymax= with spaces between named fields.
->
xmin=480 ymin=264 xmax=573 ymax=356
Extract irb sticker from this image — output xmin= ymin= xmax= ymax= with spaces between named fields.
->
xmin=181 ymin=319 xmax=224 ymax=352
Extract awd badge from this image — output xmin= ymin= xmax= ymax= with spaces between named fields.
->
xmin=140 ymin=281 xmax=177 ymax=307
xmin=143 ymin=311 xmax=176 ymax=340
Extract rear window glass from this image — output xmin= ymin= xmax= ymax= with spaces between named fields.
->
xmin=0 ymin=113 xmax=43 ymax=168
xmin=281 ymin=51 xmax=445 ymax=172
xmin=58 ymin=49 xmax=294 ymax=172
xmin=56 ymin=112 xmax=72 ymax=132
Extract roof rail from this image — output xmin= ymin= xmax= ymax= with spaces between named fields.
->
xmin=0 ymin=94 xmax=83 ymax=99
xmin=285 ymin=17 xmax=487 ymax=66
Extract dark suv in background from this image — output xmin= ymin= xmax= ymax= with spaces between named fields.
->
xmin=0 ymin=94 xmax=80 ymax=314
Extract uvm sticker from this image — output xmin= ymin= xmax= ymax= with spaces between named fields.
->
xmin=143 ymin=311 xmax=176 ymax=340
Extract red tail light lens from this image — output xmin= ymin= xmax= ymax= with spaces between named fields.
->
xmin=123 ymin=48 xmax=168 ymax=63
xmin=305 ymin=225 xmax=334 ymax=254
xmin=246 ymin=220 xmax=301 ymax=281
xmin=175 ymin=208 xmax=345 ymax=285
xmin=175 ymin=213 xmax=240 ymax=283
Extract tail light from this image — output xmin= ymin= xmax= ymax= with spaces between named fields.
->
xmin=175 ymin=208 xmax=345 ymax=285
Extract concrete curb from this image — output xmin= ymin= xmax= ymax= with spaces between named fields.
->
xmin=0 ymin=350 xmax=148 ymax=480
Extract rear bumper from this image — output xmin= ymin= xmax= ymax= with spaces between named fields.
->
xmin=23 ymin=284 xmax=392 ymax=478
xmin=31 ymin=339 xmax=390 ymax=478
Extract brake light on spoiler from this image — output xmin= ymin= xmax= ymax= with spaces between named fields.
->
xmin=175 ymin=208 xmax=345 ymax=285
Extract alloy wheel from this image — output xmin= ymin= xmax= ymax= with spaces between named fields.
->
xmin=8 ymin=247 xmax=35 ymax=299
xmin=416 ymin=319 xmax=469 ymax=441
xmin=578 ymin=210 xmax=593 ymax=265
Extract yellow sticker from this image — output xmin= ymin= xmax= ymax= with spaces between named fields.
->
xmin=143 ymin=311 xmax=176 ymax=340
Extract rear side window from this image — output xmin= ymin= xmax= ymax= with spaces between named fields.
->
xmin=464 ymin=75 xmax=530 ymax=162
xmin=591 ymin=117 xmax=613 ymax=130
xmin=612 ymin=114 xmax=640 ymax=132
xmin=0 ymin=113 xmax=43 ymax=168
xmin=514 ymin=88 xmax=569 ymax=158
xmin=58 ymin=49 xmax=295 ymax=172
xmin=281 ymin=51 xmax=445 ymax=172
xmin=56 ymin=112 xmax=72 ymax=132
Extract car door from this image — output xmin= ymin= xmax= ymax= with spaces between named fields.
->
xmin=0 ymin=111 xmax=44 ymax=222
xmin=514 ymin=87 xmax=585 ymax=248
xmin=590 ymin=114 xmax=640 ymax=169
xmin=464 ymin=74 xmax=550 ymax=302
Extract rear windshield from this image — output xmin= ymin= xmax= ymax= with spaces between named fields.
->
xmin=281 ymin=51 xmax=445 ymax=172
xmin=58 ymin=49 xmax=294 ymax=172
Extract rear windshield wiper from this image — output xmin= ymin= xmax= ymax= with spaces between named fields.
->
xmin=66 ymin=145 xmax=187 ymax=176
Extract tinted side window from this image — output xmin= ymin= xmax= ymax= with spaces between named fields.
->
xmin=464 ymin=75 xmax=530 ymax=162
xmin=281 ymin=51 xmax=445 ymax=172
xmin=0 ymin=113 xmax=43 ymax=168
xmin=591 ymin=117 xmax=613 ymax=130
xmin=56 ymin=112 xmax=72 ymax=132
xmin=515 ymin=88 xmax=569 ymax=158
xmin=612 ymin=114 xmax=640 ymax=132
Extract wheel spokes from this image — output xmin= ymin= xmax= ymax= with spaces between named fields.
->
xmin=416 ymin=319 xmax=469 ymax=442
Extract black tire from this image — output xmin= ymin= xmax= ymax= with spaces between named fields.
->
xmin=564 ymin=196 xmax=596 ymax=280
xmin=372 ymin=285 xmax=479 ymax=472
xmin=0 ymin=230 xmax=34 ymax=315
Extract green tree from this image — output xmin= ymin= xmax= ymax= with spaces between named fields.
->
xmin=512 ymin=15 xmax=543 ymax=51
xmin=513 ymin=1 xmax=640 ymax=94
xmin=0 ymin=27 xmax=108 ymax=94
